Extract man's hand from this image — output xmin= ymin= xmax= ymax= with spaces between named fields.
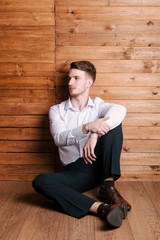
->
xmin=83 ymin=133 xmax=98 ymax=164
xmin=89 ymin=117 xmax=110 ymax=135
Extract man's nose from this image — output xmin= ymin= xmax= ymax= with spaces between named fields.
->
xmin=68 ymin=78 xmax=73 ymax=85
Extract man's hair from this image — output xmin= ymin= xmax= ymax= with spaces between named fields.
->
xmin=70 ymin=61 xmax=96 ymax=82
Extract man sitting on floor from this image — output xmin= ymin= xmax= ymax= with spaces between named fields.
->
xmin=32 ymin=60 xmax=131 ymax=228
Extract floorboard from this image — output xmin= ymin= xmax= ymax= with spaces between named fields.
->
xmin=0 ymin=181 xmax=159 ymax=240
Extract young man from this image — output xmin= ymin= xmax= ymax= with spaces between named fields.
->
xmin=32 ymin=61 xmax=131 ymax=228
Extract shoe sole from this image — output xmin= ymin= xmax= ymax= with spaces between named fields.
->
xmin=119 ymin=203 xmax=128 ymax=219
xmin=106 ymin=207 xmax=123 ymax=228
xmin=106 ymin=203 xmax=128 ymax=228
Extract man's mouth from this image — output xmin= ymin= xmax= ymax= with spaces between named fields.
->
xmin=69 ymin=87 xmax=75 ymax=90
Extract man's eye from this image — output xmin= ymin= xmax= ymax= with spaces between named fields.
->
xmin=75 ymin=76 xmax=78 ymax=80
xmin=67 ymin=77 xmax=71 ymax=81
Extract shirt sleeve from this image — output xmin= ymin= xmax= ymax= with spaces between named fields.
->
xmin=49 ymin=106 xmax=88 ymax=147
xmin=97 ymin=98 xmax=127 ymax=129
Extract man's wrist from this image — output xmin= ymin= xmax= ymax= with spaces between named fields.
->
xmin=90 ymin=133 xmax=98 ymax=139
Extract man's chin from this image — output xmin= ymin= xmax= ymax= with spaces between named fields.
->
xmin=69 ymin=92 xmax=78 ymax=97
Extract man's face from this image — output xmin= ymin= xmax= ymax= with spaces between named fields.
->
xmin=68 ymin=69 xmax=92 ymax=97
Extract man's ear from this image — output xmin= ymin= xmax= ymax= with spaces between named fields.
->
xmin=87 ymin=78 xmax=93 ymax=88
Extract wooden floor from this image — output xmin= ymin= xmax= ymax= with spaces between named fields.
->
xmin=0 ymin=181 xmax=159 ymax=240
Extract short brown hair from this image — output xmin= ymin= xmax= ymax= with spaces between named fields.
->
xmin=70 ymin=61 xmax=96 ymax=82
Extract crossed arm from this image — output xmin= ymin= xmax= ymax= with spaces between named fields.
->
xmin=49 ymin=100 xmax=126 ymax=165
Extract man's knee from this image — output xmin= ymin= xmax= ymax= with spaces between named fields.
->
xmin=32 ymin=173 xmax=50 ymax=192
xmin=101 ymin=124 xmax=123 ymax=141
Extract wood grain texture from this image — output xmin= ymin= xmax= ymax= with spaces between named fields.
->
xmin=56 ymin=46 xmax=160 ymax=60
xmin=56 ymin=19 xmax=160 ymax=34
xmin=117 ymin=182 xmax=160 ymax=239
xmin=0 ymin=0 xmax=55 ymax=12
xmin=56 ymin=6 xmax=160 ymax=21
xmin=0 ymin=0 xmax=160 ymax=180
xmin=0 ymin=181 xmax=159 ymax=239
xmin=0 ymin=12 xmax=55 ymax=26
xmin=56 ymin=0 xmax=160 ymax=7
xmin=57 ymin=33 xmax=160 ymax=47
xmin=0 ymin=77 xmax=54 ymax=89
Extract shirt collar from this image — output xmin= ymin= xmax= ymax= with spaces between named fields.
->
xmin=65 ymin=97 xmax=95 ymax=111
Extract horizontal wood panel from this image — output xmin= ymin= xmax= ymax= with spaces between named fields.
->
xmin=121 ymin=152 xmax=160 ymax=166
xmin=0 ymin=38 xmax=54 ymax=51
xmin=0 ymin=128 xmax=52 ymax=140
xmin=106 ymin=100 xmax=160 ymax=113
xmin=56 ymin=6 xmax=160 ymax=21
xmin=94 ymin=73 xmax=160 ymax=87
xmin=0 ymin=140 xmax=159 ymax=153
xmin=121 ymin=165 xmax=160 ymax=177
xmin=0 ymin=153 xmax=55 ymax=164
xmin=119 ymin=175 xmax=160 ymax=181
xmin=56 ymin=86 xmax=160 ymax=100
xmin=0 ymin=164 xmax=55 ymax=174
xmin=0 ymin=116 xmax=49 ymax=127
xmin=0 ymin=103 xmax=54 ymax=115
xmin=111 ymin=0 xmax=160 ymax=7
xmin=90 ymin=86 xmax=160 ymax=100
xmin=122 ymin=140 xmax=160 ymax=153
xmin=56 ymin=0 xmax=160 ymax=7
xmin=0 ymin=127 xmax=159 ymax=140
xmin=0 ymin=174 xmax=46 ymax=181
xmin=0 ymin=113 xmax=159 ymax=127
xmin=56 ymin=0 xmax=110 ymax=6
xmin=56 ymin=72 xmax=160 ymax=87
xmin=0 ymin=141 xmax=55 ymax=153
xmin=0 ymin=26 xmax=54 ymax=38
xmin=0 ymin=0 xmax=54 ymax=11
xmin=56 ymin=60 xmax=160 ymax=73
xmin=0 ymin=51 xmax=55 ymax=63
xmin=0 ymin=77 xmax=54 ymax=89
xmin=56 ymin=20 xmax=160 ymax=34
xmin=0 ymin=63 xmax=55 ymax=76
xmin=123 ymin=126 xmax=160 ymax=140
xmin=123 ymin=113 xmax=160 ymax=127
xmin=0 ymin=90 xmax=55 ymax=103
xmin=56 ymin=46 xmax=160 ymax=60
xmin=57 ymin=33 xmax=160 ymax=47
xmin=0 ymin=12 xmax=55 ymax=26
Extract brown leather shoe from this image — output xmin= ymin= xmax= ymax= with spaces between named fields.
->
xmin=99 ymin=186 xmax=132 ymax=211
xmin=101 ymin=203 xmax=128 ymax=228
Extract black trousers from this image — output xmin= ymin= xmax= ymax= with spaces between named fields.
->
xmin=32 ymin=124 xmax=123 ymax=219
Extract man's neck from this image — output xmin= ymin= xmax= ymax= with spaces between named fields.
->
xmin=70 ymin=94 xmax=89 ymax=111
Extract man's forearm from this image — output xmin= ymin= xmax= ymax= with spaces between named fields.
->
xmin=82 ymin=117 xmax=110 ymax=136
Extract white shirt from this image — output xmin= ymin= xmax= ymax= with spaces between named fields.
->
xmin=49 ymin=97 xmax=127 ymax=166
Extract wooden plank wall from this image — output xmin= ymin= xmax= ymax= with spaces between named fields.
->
xmin=0 ymin=0 xmax=160 ymax=181
xmin=0 ymin=0 xmax=56 ymax=180
xmin=55 ymin=0 xmax=160 ymax=181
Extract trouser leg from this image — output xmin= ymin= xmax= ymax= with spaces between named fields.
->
xmin=32 ymin=158 xmax=97 ymax=219
xmin=95 ymin=124 xmax=123 ymax=181
xmin=32 ymin=124 xmax=123 ymax=218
